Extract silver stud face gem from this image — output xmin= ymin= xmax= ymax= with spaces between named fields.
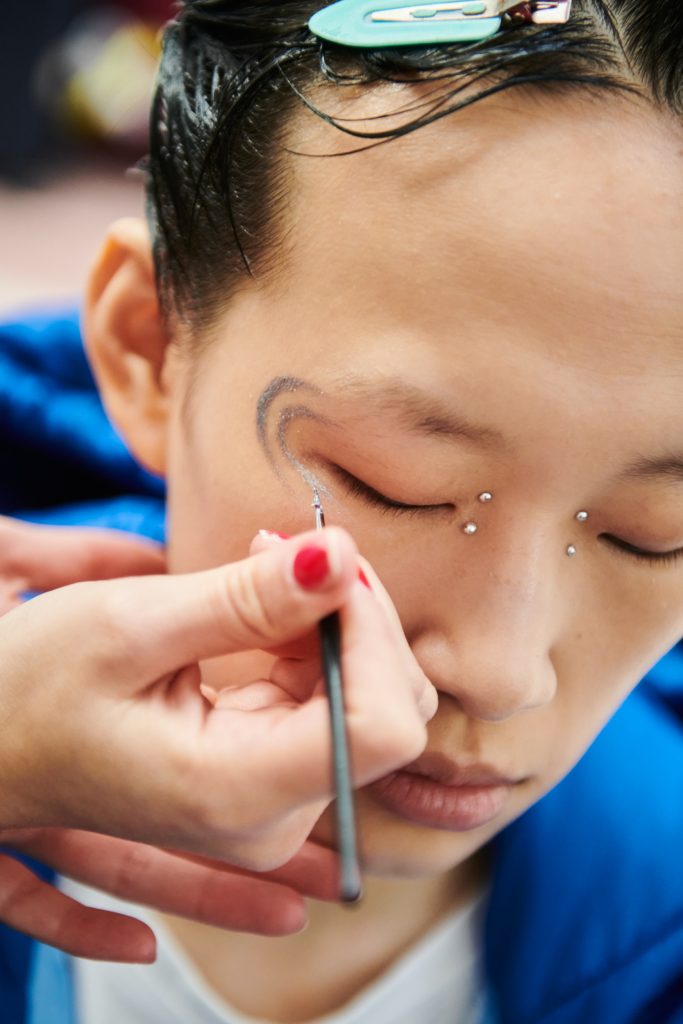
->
xmin=575 ymin=511 xmax=589 ymax=522
xmin=463 ymin=522 xmax=478 ymax=535
xmin=478 ymin=492 xmax=493 ymax=503
xmin=566 ymin=545 xmax=577 ymax=557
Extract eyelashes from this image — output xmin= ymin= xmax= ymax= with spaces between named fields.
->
xmin=328 ymin=464 xmax=454 ymax=518
xmin=330 ymin=464 xmax=683 ymax=568
xmin=600 ymin=536 xmax=683 ymax=567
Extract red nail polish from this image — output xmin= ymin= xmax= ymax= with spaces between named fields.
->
xmin=294 ymin=546 xmax=331 ymax=589
xmin=358 ymin=568 xmax=371 ymax=590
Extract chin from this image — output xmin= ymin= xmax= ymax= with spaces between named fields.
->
xmin=316 ymin=794 xmax=492 ymax=880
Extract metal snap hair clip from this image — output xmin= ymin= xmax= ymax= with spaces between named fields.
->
xmin=309 ymin=0 xmax=571 ymax=48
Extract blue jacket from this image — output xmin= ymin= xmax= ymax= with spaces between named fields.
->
xmin=1 ymin=310 xmax=682 ymax=1024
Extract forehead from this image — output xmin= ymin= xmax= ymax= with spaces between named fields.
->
xmin=280 ymin=89 xmax=683 ymax=381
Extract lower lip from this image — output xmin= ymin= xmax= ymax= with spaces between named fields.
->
xmin=368 ymin=771 xmax=513 ymax=831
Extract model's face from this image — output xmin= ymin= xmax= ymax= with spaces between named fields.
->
xmin=163 ymin=94 xmax=683 ymax=877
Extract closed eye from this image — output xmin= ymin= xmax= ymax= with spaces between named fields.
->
xmin=329 ymin=464 xmax=455 ymax=517
xmin=601 ymin=535 xmax=683 ymax=567
xmin=324 ymin=469 xmax=683 ymax=561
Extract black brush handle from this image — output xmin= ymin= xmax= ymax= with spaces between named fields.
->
xmin=319 ymin=610 xmax=362 ymax=904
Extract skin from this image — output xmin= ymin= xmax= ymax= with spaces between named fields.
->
xmin=86 ymin=87 xmax=683 ymax=1020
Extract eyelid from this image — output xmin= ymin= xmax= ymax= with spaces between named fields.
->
xmin=326 ymin=468 xmax=683 ymax=562
xmin=601 ymin=534 xmax=683 ymax=566
xmin=329 ymin=464 xmax=455 ymax=515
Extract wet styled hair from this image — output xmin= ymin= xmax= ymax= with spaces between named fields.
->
xmin=146 ymin=1 xmax=683 ymax=328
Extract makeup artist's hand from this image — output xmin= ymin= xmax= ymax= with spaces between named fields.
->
xmin=0 ymin=518 xmax=342 ymax=959
xmin=0 ymin=522 xmax=435 ymax=960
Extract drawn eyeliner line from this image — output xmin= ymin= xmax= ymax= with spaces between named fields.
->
xmin=277 ymin=406 xmax=331 ymax=495
xmin=256 ymin=376 xmax=309 ymax=460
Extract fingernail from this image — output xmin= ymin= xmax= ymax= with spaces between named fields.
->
xmin=294 ymin=545 xmax=333 ymax=589
xmin=293 ymin=916 xmax=310 ymax=934
xmin=358 ymin=568 xmax=372 ymax=590
xmin=259 ymin=530 xmax=291 ymax=542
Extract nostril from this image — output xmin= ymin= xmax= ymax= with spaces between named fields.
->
xmin=427 ymin=661 xmax=556 ymax=722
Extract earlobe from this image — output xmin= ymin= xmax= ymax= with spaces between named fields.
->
xmin=83 ymin=217 xmax=171 ymax=477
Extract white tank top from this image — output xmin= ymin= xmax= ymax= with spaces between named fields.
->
xmin=61 ymin=879 xmax=488 ymax=1024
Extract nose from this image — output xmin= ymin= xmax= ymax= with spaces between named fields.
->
xmin=409 ymin=532 xmax=559 ymax=722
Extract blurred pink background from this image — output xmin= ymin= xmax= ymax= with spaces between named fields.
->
xmin=0 ymin=167 xmax=144 ymax=315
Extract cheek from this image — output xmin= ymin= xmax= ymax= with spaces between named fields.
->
xmin=550 ymin=565 xmax=683 ymax=757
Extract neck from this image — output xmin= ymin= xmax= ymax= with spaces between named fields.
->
xmin=164 ymin=852 xmax=487 ymax=1023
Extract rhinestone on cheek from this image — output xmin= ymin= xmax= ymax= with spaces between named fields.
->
xmin=566 ymin=545 xmax=577 ymax=557
xmin=575 ymin=511 xmax=589 ymax=522
xmin=463 ymin=522 xmax=478 ymax=535
xmin=478 ymin=492 xmax=493 ymax=503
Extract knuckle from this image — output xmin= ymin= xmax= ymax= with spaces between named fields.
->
xmin=378 ymin=703 xmax=428 ymax=765
xmin=211 ymin=564 xmax=279 ymax=647
xmin=354 ymin=697 xmax=426 ymax=772
xmin=111 ymin=842 xmax=151 ymax=895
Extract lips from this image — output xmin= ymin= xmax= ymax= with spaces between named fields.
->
xmin=368 ymin=753 xmax=525 ymax=832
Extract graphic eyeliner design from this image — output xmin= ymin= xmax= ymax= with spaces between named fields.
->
xmin=256 ymin=376 xmax=330 ymax=494
xmin=256 ymin=376 xmax=307 ymax=456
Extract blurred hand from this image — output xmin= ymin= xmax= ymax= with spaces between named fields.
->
xmin=0 ymin=515 xmax=165 ymax=615
xmin=0 ymin=828 xmax=341 ymax=961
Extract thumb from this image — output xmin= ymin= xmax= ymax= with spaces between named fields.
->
xmin=102 ymin=529 xmax=360 ymax=683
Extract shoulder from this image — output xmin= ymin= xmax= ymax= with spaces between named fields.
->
xmin=485 ymin=645 xmax=683 ymax=1023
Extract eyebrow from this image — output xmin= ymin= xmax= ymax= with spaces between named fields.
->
xmin=256 ymin=377 xmax=683 ymax=488
xmin=256 ymin=376 xmax=311 ymax=449
xmin=620 ymin=455 xmax=683 ymax=485
xmin=256 ymin=374 xmax=506 ymax=451
xmin=324 ymin=375 xmax=508 ymax=450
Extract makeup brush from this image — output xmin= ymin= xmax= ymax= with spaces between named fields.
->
xmin=313 ymin=490 xmax=363 ymax=904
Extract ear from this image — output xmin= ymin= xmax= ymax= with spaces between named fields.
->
xmin=83 ymin=217 xmax=172 ymax=477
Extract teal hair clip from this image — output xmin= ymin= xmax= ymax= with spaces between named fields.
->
xmin=309 ymin=1 xmax=572 ymax=48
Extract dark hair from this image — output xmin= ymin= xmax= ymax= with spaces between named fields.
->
xmin=146 ymin=1 xmax=683 ymax=328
